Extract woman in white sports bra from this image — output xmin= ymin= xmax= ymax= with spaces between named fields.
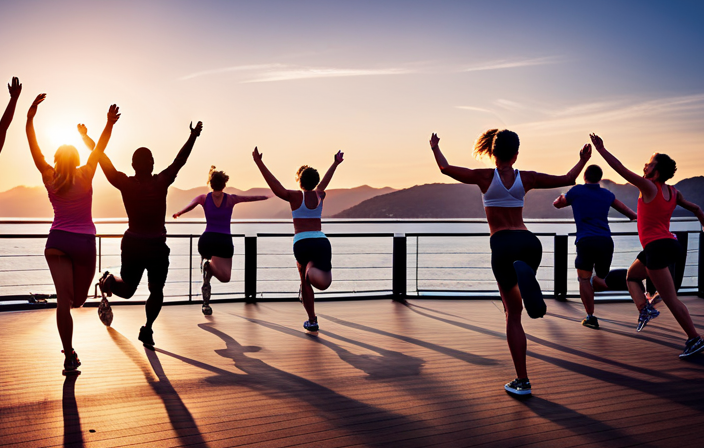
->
xmin=253 ymin=147 xmax=344 ymax=331
xmin=430 ymin=129 xmax=591 ymax=396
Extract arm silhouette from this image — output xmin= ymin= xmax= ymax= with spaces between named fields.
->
xmin=676 ymin=190 xmax=704 ymax=231
xmin=316 ymin=151 xmax=344 ymax=192
xmin=523 ymin=144 xmax=591 ymax=191
xmin=173 ymin=194 xmax=206 ymax=218
xmin=25 ymin=94 xmax=53 ymax=183
xmin=0 ymin=77 xmax=22 ymax=154
xmin=252 ymin=146 xmax=294 ymax=202
xmin=78 ymin=121 xmax=129 ymax=188
xmin=589 ymin=133 xmax=657 ymax=200
xmin=85 ymin=105 xmax=120 ymax=171
xmin=230 ymin=194 xmax=269 ymax=205
xmin=162 ymin=121 xmax=203 ymax=180
xmin=611 ymin=198 xmax=637 ymax=220
xmin=430 ymin=133 xmax=491 ymax=187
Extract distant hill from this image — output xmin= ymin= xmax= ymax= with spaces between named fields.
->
xmin=334 ymin=177 xmax=704 ymax=219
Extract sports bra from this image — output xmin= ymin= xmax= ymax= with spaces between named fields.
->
xmin=482 ymin=169 xmax=525 ymax=207
xmin=291 ymin=191 xmax=323 ymax=219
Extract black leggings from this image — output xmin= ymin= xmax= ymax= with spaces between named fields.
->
xmin=490 ymin=230 xmax=542 ymax=290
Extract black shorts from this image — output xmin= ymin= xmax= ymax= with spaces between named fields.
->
xmin=120 ymin=233 xmax=170 ymax=291
xmin=637 ymin=238 xmax=681 ymax=270
xmin=46 ymin=229 xmax=96 ymax=268
xmin=198 ymin=232 xmax=234 ymax=259
xmin=293 ymin=237 xmax=332 ymax=272
xmin=575 ymin=236 xmax=614 ymax=278
xmin=490 ymin=230 xmax=542 ymax=290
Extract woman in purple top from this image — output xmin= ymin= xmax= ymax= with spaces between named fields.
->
xmin=173 ymin=166 xmax=268 ymax=314
xmin=26 ymin=93 xmax=119 ymax=375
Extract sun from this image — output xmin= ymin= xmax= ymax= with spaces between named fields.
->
xmin=45 ymin=125 xmax=86 ymax=155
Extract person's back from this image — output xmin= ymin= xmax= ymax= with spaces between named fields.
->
xmin=203 ymin=192 xmax=234 ymax=234
xmin=119 ymin=172 xmax=172 ymax=238
xmin=566 ymin=183 xmax=615 ymax=242
xmin=46 ymin=165 xmax=96 ymax=235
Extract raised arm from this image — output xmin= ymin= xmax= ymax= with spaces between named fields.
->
xmin=173 ymin=194 xmax=206 ymax=218
xmin=430 ymin=133 xmax=490 ymax=186
xmin=97 ymin=151 xmax=129 ymax=189
xmin=611 ymin=198 xmax=637 ymax=220
xmin=77 ymin=124 xmax=96 ymax=150
xmin=589 ymin=133 xmax=656 ymax=198
xmin=0 ymin=77 xmax=22 ymax=154
xmin=252 ymin=147 xmax=292 ymax=202
xmin=676 ymin=190 xmax=704 ymax=230
xmin=86 ymin=104 xmax=120 ymax=170
xmin=25 ymin=94 xmax=53 ymax=181
xmin=162 ymin=121 xmax=202 ymax=180
xmin=523 ymin=144 xmax=591 ymax=191
xmin=316 ymin=150 xmax=344 ymax=192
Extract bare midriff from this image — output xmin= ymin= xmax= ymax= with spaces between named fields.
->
xmin=485 ymin=206 xmax=528 ymax=235
xmin=293 ymin=218 xmax=322 ymax=234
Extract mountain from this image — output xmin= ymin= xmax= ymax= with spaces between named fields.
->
xmin=333 ymin=177 xmax=704 ymax=219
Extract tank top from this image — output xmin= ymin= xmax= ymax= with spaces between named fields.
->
xmin=46 ymin=166 xmax=96 ymax=235
xmin=203 ymin=192 xmax=234 ymax=234
xmin=637 ymin=183 xmax=677 ymax=248
xmin=291 ymin=191 xmax=323 ymax=219
xmin=482 ymin=169 xmax=525 ymax=207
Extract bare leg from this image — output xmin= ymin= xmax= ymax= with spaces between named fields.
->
xmin=647 ymin=267 xmax=699 ymax=339
xmin=499 ymin=283 xmax=527 ymax=379
xmin=298 ymin=262 xmax=316 ymax=321
xmin=577 ymin=269 xmax=594 ymax=315
xmin=306 ymin=264 xmax=332 ymax=291
xmin=208 ymin=256 xmax=232 ymax=283
xmin=592 ymin=276 xmax=608 ymax=292
xmin=627 ymin=259 xmax=649 ymax=311
xmin=46 ymin=249 xmax=75 ymax=355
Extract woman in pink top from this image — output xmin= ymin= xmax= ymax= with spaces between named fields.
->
xmin=26 ymin=94 xmax=120 ymax=374
xmin=590 ymin=134 xmax=704 ymax=357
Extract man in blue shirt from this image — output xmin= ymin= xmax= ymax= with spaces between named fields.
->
xmin=554 ymin=165 xmax=636 ymax=329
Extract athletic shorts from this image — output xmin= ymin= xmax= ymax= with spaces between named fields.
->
xmin=45 ymin=229 xmax=96 ymax=268
xmin=293 ymin=237 xmax=332 ymax=272
xmin=575 ymin=236 xmax=614 ymax=278
xmin=637 ymin=238 xmax=681 ymax=270
xmin=120 ymin=233 xmax=170 ymax=291
xmin=198 ymin=232 xmax=234 ymax=259
xmin=490 ymin=230 xmax=542 ymax=290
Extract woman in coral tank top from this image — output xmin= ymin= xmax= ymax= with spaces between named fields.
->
xmin=590 ymin=134 xmax=704 ymax=358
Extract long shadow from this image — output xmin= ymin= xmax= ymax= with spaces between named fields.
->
xmin=318 ymin=314 xmax=498 ymax=366
xmin=404 ymin=301 xmax=474 ymax=322
xmin=236 ymin=315 xmax=424 ymax=379
xmin=106 ymin=328 xmax=207 ymax=446
xmin=401 ymin=303 xmax=505 ymax=339
xmin=62 ymin=374 xmax=84 ymax=447
xmin=155 ymin=323 xmax=433 ymax=447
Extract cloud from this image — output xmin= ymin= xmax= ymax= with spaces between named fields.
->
xmin=242 ymin=67 xmax=412 ymax=83
xmin=179 ymin=64 xmax=286 ymax=81
xmin=461 ymin=56 xmax=559 ymax=73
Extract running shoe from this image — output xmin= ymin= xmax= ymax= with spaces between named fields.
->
xmin=98 ymin=297 xmax=113 ymax=327
xmin=648 ymin=293 xmax=662 ymax=306
xmin=62 ymin=349 xmax=81 ymax=376
xmin=303 ymin=320 xmax=319 ymax=332
xmin=201 ymin=260 xmax=212 ymax=315
xmin=97 ymin=271 xmax=113 ymax=297
xmin=504 ymin=378 xmax=531 ymax=396
xmin=582 ymin=315 xmax=600 ymax=329
xmin=636 ymin=303 xmax=660 ymax=332
xmin=680 ymin=336 xmax=704 ymax=358
xmin=513 ymin=261 xmax=546 ymax=319
xmin=138 ymin=326 xmax=155 ymax=349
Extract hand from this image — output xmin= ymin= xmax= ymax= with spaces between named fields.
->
xmin=190 ymin=121 xmax=203 ymax=137
xmin=430 ymin=133 xmax=440 ymax=148
xmin=334 ymin=150 xmax=344 ymax=164
xmin=77 ymin=123 xmax=88 ymax=136
xmin=107 ymin=104 xmax=120 ymax=124
xmin=172 ymin=212 xmax=180 ymax=219
xmin=580 ymin=143 xmax=592 ymax=161
xmin=8 ymin=77 xmax=21 ymax=98
xmin=27 ymin=93 xmax=46 ymax=119
xmin=252 ymin=146 xmax=263 ymax=163
xmin=589 ymin=133 xmax=605 ymax=151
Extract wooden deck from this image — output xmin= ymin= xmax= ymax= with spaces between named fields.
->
xmin=2 ymin=297 xmax=704 ymax=447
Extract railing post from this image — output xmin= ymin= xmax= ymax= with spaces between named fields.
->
xmin=699 ymin=232 xmax=704 ymax=298
xmin=245 ymin=236 xmax=257 ymax=303
xmin=554 ymin=235 xmax=568 ymax=301
xmin=189 ymin=235 xmax=193 ymax=302
xmin=392 ymin=233 xmax=407 ymax=301
xmin=674 ymin=231 xmax=689 ymax=292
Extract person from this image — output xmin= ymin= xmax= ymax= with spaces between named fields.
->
xmin=589 ymin=134 xmax=704 ymax=357
xmin=0 ymin=77 xmax=22 ymax=154
xmin=173 ymin=166 xmax=269 ymax=314
xmin=84 ymin=120 xmax=203 ymax=349
xmin=253 ymin=147 xmax=343 ymax=331
xmin=26 ymin=93 xmax=120 ymax=374
xmin=553 ymin=164 xmax=636 ymax=329
xmin=430 ymin=130 xmax=590 ymax=396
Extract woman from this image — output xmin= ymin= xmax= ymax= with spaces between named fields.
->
xmin=589 ymin=134 xmax=704 ymax=357
xmin=430 ymin=130 xmax=590 ymax=396
xmin=26 ymin=93 xmax=119 ymax=374
xmin=253 ymin=147 xmax=344 ymax=331
xmin=173 ymin=166 xmax=269 ymax=315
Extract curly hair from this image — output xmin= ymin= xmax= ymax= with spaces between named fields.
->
xmin=652 ymin=153 xmax=677 ymax=183
xmin=473 ymin=129 xmax=520 ymax=162
xmin=208 ymin=166 xmax=229 ymax=191
xmin=584 ymin=165 xmax=603 ymax=183
xmin=295 ymin=165 xmax=320 ymax=191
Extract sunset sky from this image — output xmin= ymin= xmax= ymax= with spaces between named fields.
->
xmin=1 ymin=0 xmax=703 ymax=193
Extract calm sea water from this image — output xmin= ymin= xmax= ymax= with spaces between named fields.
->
xmin=0 ymin=219 xmax=699 ymax=301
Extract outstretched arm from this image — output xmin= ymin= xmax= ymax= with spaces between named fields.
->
xmin=231 ymin=194 xmax=270 ymax=205
xmin=611 ymin=198 xmax=637 ymax=220
xmin=173 ymin=194 xmax=206 ymax=218
xmin=162 ymin=121 xmax=202 ymax=180
xmin=676 ymin=190 xmax=704 ymax=231
xmin=0 ymin=77 xmax=22 ymax=154
xmin=553 ymin=194 xmax=569 ymax=209
xmin=252 ymin=147 xmax=292 ymax=202
xmin=25 ymin=94 xmax=53 ymax=181
xmin=589 ymin=133 xmax=656 ymax=198
xmin=86 ymin=104 xmax=120 ymax=170
xmin=316 ymin=150 xmax=344 ymax=192
xmin=430 ymin=133 xmax=489 ymax=185
xmin=524 ymin=144 xmax=591 ymax=190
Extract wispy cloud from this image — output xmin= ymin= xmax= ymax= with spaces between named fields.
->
xmin=461 ymin=56 xmax=559 ymax=73
xmin=179 ymin=64 xmax=285 ymax=81
xmin=242 ymin=67 xmax=412 ymax=83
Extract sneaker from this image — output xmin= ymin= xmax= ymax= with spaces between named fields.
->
xmin=98 ymin=297 xmax=113 ymax=327
xmin=504 ymin=378 xmax=531 ymax=396
xmin=648 ymin=292 xmax=662 ymax=306
xmin=303 ymin=319 xmax=319 ymax=332
xmin=298 ymin=285 xmax=303 ymax=303
xmin=201 ymin=261 xmax=212 ymax=315
xmin=97 ymin=271 xmax=113 ymax=297
xmin=582 ymin=315 xmax=600 ymax=329
xmin=513 ymin=261 xmax=546 ymax=319
xmin=138 ymin=326 xmax=155 ymax=349
xmin=62 ymin=349 xmax=81 ymax=376
xmin=680 ymin=336 xmax=704 ymax=358
xmin=636 ymin=303 xmax=660 ymax=332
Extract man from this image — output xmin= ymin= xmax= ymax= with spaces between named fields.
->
xmin=553 ymin=164 xmax=636 ymax=329
xmin=82 ymin=120 xmax=203 ymax=348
